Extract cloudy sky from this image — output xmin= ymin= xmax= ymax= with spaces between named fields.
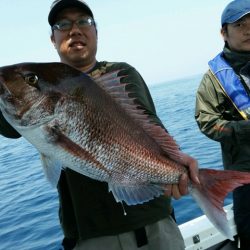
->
xmin=0 ymin=0 xmax=232 ymax=85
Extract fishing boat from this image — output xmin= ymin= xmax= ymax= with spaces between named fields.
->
xmin=179 ymin=204 xmax=238 ymax=250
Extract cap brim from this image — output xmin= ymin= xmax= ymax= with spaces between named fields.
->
xmin=229 ymin=11 xmax=250 ymax=24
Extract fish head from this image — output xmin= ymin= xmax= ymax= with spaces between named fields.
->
xmin=0 ymin=62 xmax=88 ymax=129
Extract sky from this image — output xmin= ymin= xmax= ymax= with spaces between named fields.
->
xmin=0 ymin=0 xmax=232 ymax=85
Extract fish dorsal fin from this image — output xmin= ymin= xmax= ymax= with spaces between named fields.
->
xmin=93 ymin=70 xmax=183 ymax=163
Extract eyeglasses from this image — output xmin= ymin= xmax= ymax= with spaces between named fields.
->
xmin=52 ymin=17 xmax=95 ymax=31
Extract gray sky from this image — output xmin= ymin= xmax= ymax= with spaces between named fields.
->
xmin=0 ymin=0 xmax=232 ymax=85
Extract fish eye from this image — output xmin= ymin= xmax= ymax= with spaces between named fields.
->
xmin=24 ymin=73 xmax=39 ymax=86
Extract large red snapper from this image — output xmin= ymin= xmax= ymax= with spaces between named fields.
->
xmin=0 ymin=62 xmax=250 ymax=240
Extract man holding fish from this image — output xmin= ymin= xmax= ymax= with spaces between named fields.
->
xmin=3 ymin=0 xmax=250 ymax=249
xmin=5 ymin=0 xmax=250 ymax=248
xmin=195 ymin=0 xmax=250 ymax=248
xmin=0 ymin=0 xmax=199 ymax=249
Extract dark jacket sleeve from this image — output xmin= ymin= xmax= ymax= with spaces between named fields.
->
xmin=195 ymin=70 xmax=250 ymax=145
xmin=0 ymin=111 xmax=21 ymax=138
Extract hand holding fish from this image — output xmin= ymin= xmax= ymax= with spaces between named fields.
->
xmin=164 ymin=154 xmax=199 ymax=199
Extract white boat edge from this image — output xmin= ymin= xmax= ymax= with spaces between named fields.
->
xmin=179 ymin=204 xmax=236 ymax=250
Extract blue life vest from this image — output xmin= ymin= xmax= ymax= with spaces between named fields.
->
xmin=209 ymin=52 xmax=250 ymax=120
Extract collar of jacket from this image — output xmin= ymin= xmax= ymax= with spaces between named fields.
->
xmin=209 ymin=52 xmax=250 ymax=120
xmin=223 ymin=46 xmax=250 ymax=74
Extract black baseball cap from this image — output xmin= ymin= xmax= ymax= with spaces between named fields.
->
xmin=48 ymin=0 xmax=94 ymax=26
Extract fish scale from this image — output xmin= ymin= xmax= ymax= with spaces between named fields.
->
xmin=2 ymin=62 xmax=250 ymax=240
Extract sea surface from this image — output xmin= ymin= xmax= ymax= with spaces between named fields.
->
xmin=0 ymin=74 xmax=231 ymax=250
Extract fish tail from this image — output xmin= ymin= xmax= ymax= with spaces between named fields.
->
xmin=190 ymin=168 xmax=250 ymax=240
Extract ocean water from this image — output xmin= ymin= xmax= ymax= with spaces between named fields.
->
xmin=0 ymin=75 xmax=231 ymax=250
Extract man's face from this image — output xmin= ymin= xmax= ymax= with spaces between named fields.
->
xmin=51 ymin=7 xmax=97 ymax=71
xmin=222 ymin=14 xmax=250 ymax=52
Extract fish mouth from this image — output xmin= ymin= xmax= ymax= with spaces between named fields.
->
xmin=0 ymin=76 xmax=15 ymax=123
xmin=0 ymin=75 xmax=5 ymax=95
xmin=0 ymin=75 xmax=12 ymax=99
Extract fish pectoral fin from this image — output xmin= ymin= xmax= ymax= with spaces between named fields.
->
xmin=40 ymin=153 xmax=62 ymax=187
xmin=109 ymin=183 xmax=164 ymax=205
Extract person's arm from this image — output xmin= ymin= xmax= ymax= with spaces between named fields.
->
xmin=195 ymin=71 xmax=250 ymax=145
xmin=0 ymin=111 xmax=21 ymax=138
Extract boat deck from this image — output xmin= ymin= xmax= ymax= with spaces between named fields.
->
xmin=179 ymin=204 xmax=239 ymax=250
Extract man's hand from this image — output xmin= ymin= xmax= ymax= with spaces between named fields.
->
xmin=164 ymin=154 xmax=200 ymax=200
